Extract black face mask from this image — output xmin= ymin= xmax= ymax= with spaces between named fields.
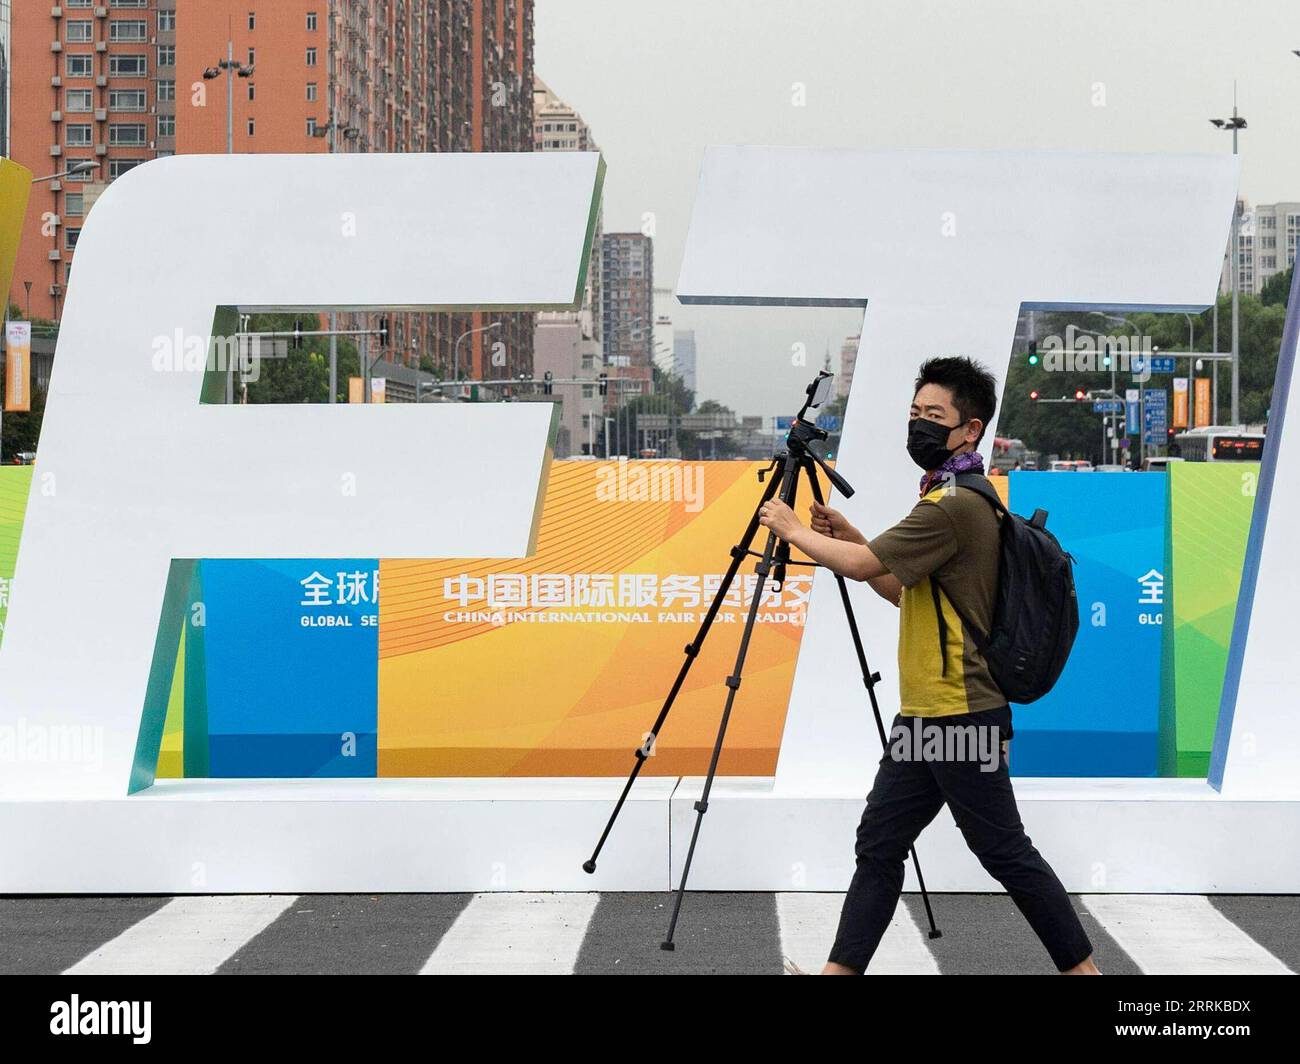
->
xmin=907 ymin=417 xmax=963 ymax=471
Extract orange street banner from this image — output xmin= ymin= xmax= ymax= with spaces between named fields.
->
xmin=4 ymin=322 xmax=31 ymax=413
xmin=1172 ymin=377 xmax=1189 ymax=429
xmin=348 ymin=376 xmax=385 ymax=403
xmin=378 ymin=460 xmax=826 ymax=777
xmin=1194 ymin=376 xmax=1212 ymax=428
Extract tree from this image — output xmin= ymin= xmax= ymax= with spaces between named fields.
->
xmin=1001 ymin=291 xmax=1291 ymax=460
xmin=683 ymin=398 xmax=741 ymax=459
xmin=1 ymin=385 xmax=46 ymax=459
xmin=241 ymin=312 xmax=360 ymax=404
xmin=1260 ymin=265 xmax=1294 ymax=307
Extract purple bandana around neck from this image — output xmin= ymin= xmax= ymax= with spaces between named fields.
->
xmin=919 ymin=450 xmax=985 ymax=497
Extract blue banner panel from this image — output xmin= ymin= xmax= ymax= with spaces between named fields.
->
xmin=199 ymin=559 xmax=379 ymax=777
xmin=1006 ymin=472 xmax=1167 ymax=776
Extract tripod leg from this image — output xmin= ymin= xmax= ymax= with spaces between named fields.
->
xmin=582 ymin=468 xmax=784 ymax=875
xmin=801 ymin=460 xmax=942 ymax=940
xmin=662 ymin=456 xmax=803 ymax=949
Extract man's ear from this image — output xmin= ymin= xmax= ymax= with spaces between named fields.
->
xmin=965 ymin=418 xmax=984 ymax=445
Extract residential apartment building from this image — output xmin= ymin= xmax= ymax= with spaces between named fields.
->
xmin=533 ymin=310 xmax=602 ymax=457
xmin=532 ymin=76 xmax=600 ymax=343
xmin=1221 ymin=198 xmax=1300 ymax=297
xmin=600 ymin=231 xmax=653 ymax=414
xmin=7 ymin=0 xmax=535 ymax=380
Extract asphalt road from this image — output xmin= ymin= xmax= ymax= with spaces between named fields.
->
xmin=2 ymin=891 xmax=1296 ymax=975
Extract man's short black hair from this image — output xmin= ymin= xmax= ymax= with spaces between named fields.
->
xmin=913 ymin=357 xmax=998 ymax=443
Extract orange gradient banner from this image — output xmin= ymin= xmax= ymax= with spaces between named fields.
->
xmin=378 ymin=460 xmax=830 ymax=777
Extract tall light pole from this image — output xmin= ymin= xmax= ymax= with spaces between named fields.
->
xmin=202 ymin=42 xmax=254 ymax=155
xmin=1210 ymin=88 xmax=1246 ymax=426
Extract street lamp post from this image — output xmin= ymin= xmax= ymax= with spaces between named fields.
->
xmin=32 ymin=160 xmax=101 ymax=186
xmin=1210 ymin=89 xmax=1246 ymax=426
xmin=453 ymin=320 xmax=502 ymax=393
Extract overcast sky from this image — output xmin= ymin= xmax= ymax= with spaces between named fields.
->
xmin=535 ymin=0 xmax=1300 ymax=417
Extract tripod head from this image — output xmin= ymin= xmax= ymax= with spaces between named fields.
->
xmin=783 ymin=373 xmax=855 ymax=498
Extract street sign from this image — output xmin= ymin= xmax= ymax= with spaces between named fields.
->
xmin=1150 ymin=356 xmax=1175 ymax=374
xmin=1092 ymin=400 xmax=1124 ymax=414
xmin=1125 ymin=388 xmax=1140 ymax=434
xmin=1143 ymin=388 xmax=1167 ymax=445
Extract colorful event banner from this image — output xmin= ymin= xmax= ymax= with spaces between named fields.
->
xmin=0 ymin=461 xmax=1259 ymax=781
xmin=1161 ymin=462 xmax=1259 ymax=776
xmin=1007 ymin=470 xmax=1168 ymax=776
xmin=377 ymin=460 xmax=817 ymax=776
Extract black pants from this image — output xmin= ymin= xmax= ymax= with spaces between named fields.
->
xmin=828 ymin=706 xmax=1094 ymax=973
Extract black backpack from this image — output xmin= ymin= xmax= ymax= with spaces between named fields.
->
xmin=929 ymin=473 xmax=1078 ymax=704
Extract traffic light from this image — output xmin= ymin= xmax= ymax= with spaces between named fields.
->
xmin=598 ymin=372 xmax=608 ymax=396
xmin=1101 ymin=342 xmax=1112 ymax=370
xmin=542 ymin=370 xmax=554 ymax=396
xmin=1027 ymin=340 xmax=1039 ymax=367
xmin=1074 ymin=388 xmax=1086 ymax=400
xmin=292 ymin=319 xmax=303 ymax=350
xmin=378 ymin=316 xmax=390 ymax=348
xmin=1029 ymin=389 xmax=1040 ymax=400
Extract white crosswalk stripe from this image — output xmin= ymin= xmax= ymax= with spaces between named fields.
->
xmin=419 ymin=892 xmax=599 ymax=975
xmin=776 ymin=892 xmax=941 ymax=974
xmin=62 ymin=895 xmax=298 ymax=975
xmin=1080 ymin=895 xmax=1295 ymax=975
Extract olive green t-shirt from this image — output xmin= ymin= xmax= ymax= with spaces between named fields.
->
xmin=867 ymin=482 xmax=1005 ymax=717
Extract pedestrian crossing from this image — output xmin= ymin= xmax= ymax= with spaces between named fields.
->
xmin=1078 ymin=895 xmax=1293 ymax=976
xmin=0 ymin=893 xmax=1293 ymax=975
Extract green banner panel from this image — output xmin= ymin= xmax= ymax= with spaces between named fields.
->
xmin=1161 ymin=462 xmax=1259 ymax=776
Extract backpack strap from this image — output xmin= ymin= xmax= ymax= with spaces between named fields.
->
xmin=931 ymin=575 xmax=991 ymax=658
xmin=953 ymin=472 xmax=1010 ymax=516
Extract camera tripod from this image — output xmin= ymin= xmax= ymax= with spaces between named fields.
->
xmin=582 ymin=375 xmax=942 ymax=951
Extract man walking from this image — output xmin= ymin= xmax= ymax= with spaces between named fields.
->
xmin=758 ymin=356 xmax=1100 ymax=976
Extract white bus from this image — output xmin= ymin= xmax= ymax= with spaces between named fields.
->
xmin=1172 ymin=426 xmax=1266 ymax=463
